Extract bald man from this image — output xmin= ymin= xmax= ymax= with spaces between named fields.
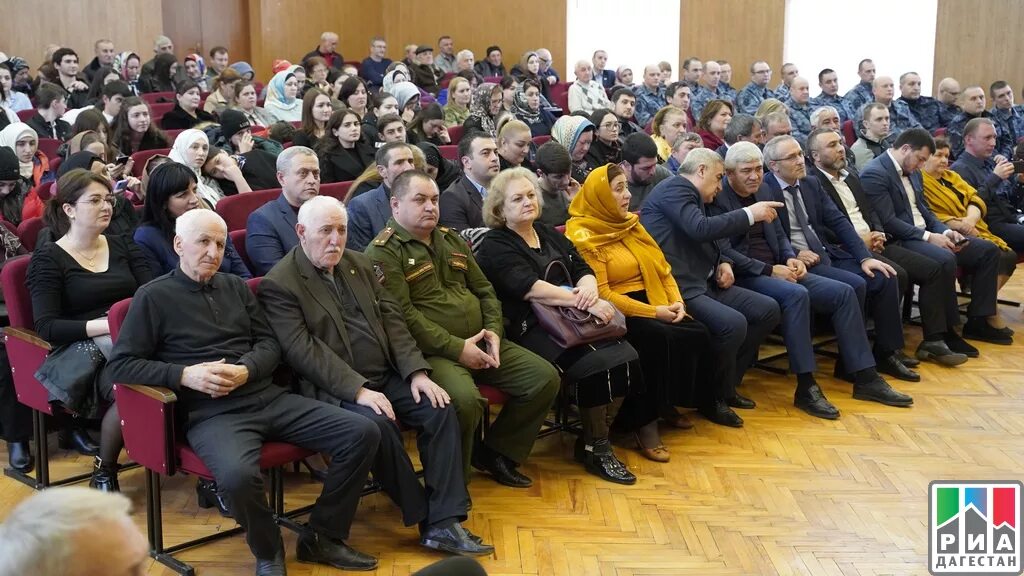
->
xmin=784 ymin=76 xmax=813 ymax=145
xmin=692 ymin=60 xmax=730 ymax=118
xmin=109 ymin=209 xmax=380 ymax=573
xmin=873 ymin=76 xmax=921 ymax=137
xmin=774 ymin=62 xmax=799 ymax=101
xmin=936 ymin=77 xmax=963 ymax=128
xmin=897 ymin=72 xmax=942 ymax=133
xmin=632 ymin=64 xmax=667 ymax=126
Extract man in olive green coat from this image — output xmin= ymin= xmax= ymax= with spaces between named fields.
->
xmin=365 ymin=170 xmax=560 ymax=488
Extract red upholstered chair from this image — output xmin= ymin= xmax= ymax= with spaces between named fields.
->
xmin=215 ymin=188 xmax=280 ymax=231
xmin=37 ymin=138 xmax=61 ymax=161
xmin=532 ymin=135 xmax=551 ymax=146
xmin=16 ymin=217 xmax=45 ymax=252
xmin=439 ymin=72 xmax=455 ymax=89
xmin=935 ymin=127 xmax=948 ymax=137
xmin=129 ymin=148 xmax=172 ymax=177
xmin=141 ymin=91 xmax=175 ymax=104
xmin=841 ymin=120 xmax=857 ymax=147
xmin=48 ymin=156 xmax=61 ymax=176
xmin=484 ymin=76 xmax=503 ymax=85
xmin=550 ymin=82 xmax=571 ymax=112
xmin=164 ymin=129 xmax=184 ymax=143
xmin=112 ymin=280 xmax=317 ymax=574
xmin=1 ymin=255 xmax=97 ymax=489
xmin=439 ymin=145 xmax=459 ymax=161
xmin=16 ymin=109 xmax=35 ymax=122
xmin=229 ymin=229 xmax=252 ymax=271
xmin=148 ymin=102 xmax=174 ymax=121
xmin=320 ymin=181 xmax=353 ymax=202
xmin=448 ymin=124 xmax=464 ymax=145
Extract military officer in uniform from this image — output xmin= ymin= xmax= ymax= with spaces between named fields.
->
xmin=365 ymin=170 xmax=560 ymax=488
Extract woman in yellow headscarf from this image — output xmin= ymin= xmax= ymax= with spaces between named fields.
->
xmin=566 ymin=164 xmax=716 ymax=462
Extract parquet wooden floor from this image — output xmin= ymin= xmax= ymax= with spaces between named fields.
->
xmin=4 ymin=279 xmax=1024 ymax=575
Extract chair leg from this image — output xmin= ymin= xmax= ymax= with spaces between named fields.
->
xmin=147 ymin=470 xmax=196 ymax=575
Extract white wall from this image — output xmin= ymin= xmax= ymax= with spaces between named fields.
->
xmin=565 ymin=0 xmax=680 ymax=83
xmin=783 ymin=0 xmax=937 ymax=96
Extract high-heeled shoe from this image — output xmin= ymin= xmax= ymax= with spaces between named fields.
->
xmin=633 ymin=433 xmax=670 ymax=463
xmin=58 ymin=426 xmax=99 ymax=456
xmin=89 ymin=456 xmax=119 ymax=492
xmin=196 ymin=478 xmax=232 ymax=517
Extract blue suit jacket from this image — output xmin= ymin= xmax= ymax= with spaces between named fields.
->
xmin=710 ymin=180 xmax=795 ymax=277
xmin=346 ymin=184 xmax=392 ymax=252
xmin=639 ymin=175 xmax=750 ymax=300
xmin=246 ymin=193 xmax=299 ymax=276
xmin=764 ymin=173 xmax=872 ymax=262
xmin=859 ymin=151 xmax=948 ymax=242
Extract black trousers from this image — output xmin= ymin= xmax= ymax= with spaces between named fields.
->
xmin=342 ymin=372 xmax=468 ymax=528
xmin=186 ymin=390 xmax=379 ymax=560
xmin=0 ymin=344 xmax=32 ymax=442
xmin=882 ymin=242 xmax=955 ymax=338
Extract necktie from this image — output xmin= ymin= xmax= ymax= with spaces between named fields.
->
xmin=787 ymin=185 xmax=831 ymax=266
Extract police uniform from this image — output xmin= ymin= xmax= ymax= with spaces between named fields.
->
xmin=365 ymin=219 xmax=560 ymax=481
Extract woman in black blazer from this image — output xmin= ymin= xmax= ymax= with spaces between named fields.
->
xmin=316 ymin=109 xmax=376 ymax=183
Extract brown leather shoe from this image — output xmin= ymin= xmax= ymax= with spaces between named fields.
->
xmin=660 ymin=408 xmax=694 ymax=429
xmin=634 ymin=433 xmax=670 ymax=462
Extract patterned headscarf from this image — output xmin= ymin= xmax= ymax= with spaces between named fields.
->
xmin=112 ymin=51 xmax=140 ymax=81
xmin=467 ymin=83 xmax=500 ymax=138
xmin=511 ymin=88 xmax=541 ymax=125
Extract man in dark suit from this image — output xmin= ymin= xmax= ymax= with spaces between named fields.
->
xmin=246 ymin=146 xmax=320 ymax=275
xmin=640 ymin=148 xmax=783 ymax=427
xmin=860 ymin=128 xmax=1010 ymax=351
xmin=807 ymin=128 xmax=969 ymax=366
xmin=763 ymin=135 xmax=919 ymax=383
xmin=346 ymin=143 xmax=417 ymax=251
xmin=260 ymin=197 xmax=492 ymax=557
xmin=713 ymin=142 xmax=912 ymax=418
xmin=439 ymin=133 xmax=499 ymax=231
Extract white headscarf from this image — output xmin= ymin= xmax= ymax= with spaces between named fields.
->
xmin=0 ymin=123 xmax=38 ymax=179
xmin=168 ymin=129 xmax=221 ymax=207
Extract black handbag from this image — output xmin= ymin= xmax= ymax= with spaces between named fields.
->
xmin=530 ymin=260 xmax=627 ymax=349
xmin=34 ymin=335 xmax=112 ymax=418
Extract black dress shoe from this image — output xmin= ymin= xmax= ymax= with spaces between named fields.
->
xmin=421 ymin=522 xmax=495 ymax=557
xmin=296 ymin=531 xmax=377 ymax=571
xmin=7 ymin=441 xmax=33 ymax=473
xmin=471 ymin=446 xmax=532 ymax=488
xmin=727 ymin=393 xmax=756 ymax=409
xmin=196 ymin=478 xmax=233 ymax=517
xmin=853 ymin=377 xmax=913 ymax=407
xmin=89 ymin=456 xmax=120 ymax=493
xmin=794 ymin=385 xmax=840 ymax=420
xmin=962 ymin=319 xmax=1013 ymax=345
xmin=255 ymin=549 xmax=287 ymax=576
xmin=895 ymin=350 xmax=920 ymax=368
xmin=580 ymin=438 xmax=636 ymax=485
xmin=699 ymin=400 xmax=743 ymax=428
xmin=58 ymin=427 xmax=99 ymax=456
xmin=916 ymin=340 xmax=969 ymax=366
xmin=875 ymin=353 xmax=921 ymax=382
xmin=945 ymin=332 xmax=980 ymax=357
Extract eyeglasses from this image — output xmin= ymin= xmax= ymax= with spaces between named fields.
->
xmin=77 ymin=195 xmax=117 ymax=207
xmin=599 ymin=122 xmax=620 ymax=130
xmin=773 ymin=152 xmax=804 ymax=163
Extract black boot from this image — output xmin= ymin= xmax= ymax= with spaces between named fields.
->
xmin=581 ymin=438 xmax=636 ymax=485
xmin=89 ymin=456 xmax=120 ymax=492
xmin=196 ymin=478 xmax=233 ymax=517
xmin=7 ymin=441 xmax=33 ymax=473
xmin=58 ymin=426 xmax=99 ymax=456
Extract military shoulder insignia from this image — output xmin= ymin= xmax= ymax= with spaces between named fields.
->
xmin=373 ymin=262 xmax=386 ymax=285
xmin=372 ymin=226 xmax=395 ymax=246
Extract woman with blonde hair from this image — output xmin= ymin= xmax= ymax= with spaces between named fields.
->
xmin=651 ymin=105 xmax=688 ymax=162
xmin=755 ymin=97 xmax=787 ymax=120
xmin=202 ymin=67 xmax=242 ymax=116
xmin=444 ymin=76 xmax=472 ymax=127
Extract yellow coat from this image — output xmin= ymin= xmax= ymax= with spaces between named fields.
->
xmin=921 ymin=169 xmax=1010 ymax=251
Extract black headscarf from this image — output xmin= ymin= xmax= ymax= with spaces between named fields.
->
xmin=416 ymin=142 xmax=460 ymax=191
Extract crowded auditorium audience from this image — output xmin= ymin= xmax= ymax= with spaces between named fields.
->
xmin=2 ymin=26 xmax=1024 ymax=576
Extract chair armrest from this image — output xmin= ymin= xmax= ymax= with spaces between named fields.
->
xmin=3 ymin=327 xmax=53 ymax=414
xmin=115 ymin=383 xmax=178 ymax=476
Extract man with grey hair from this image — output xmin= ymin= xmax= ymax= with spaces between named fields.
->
xmin=713 ymin=141 xmax=910 ymax=417
xmin=640 ymin=147 xmax=784 ymax=427
xmin=809 ymin=105 xmax=859 ymax=170
xmin=436 ymin=35 xmax=457 ymax=74
xmin=667 ymin=132 xmax=704 ymax=173
xmin=260 ymin=196 xmax=493 ymax=557
xmin=83 ymin=38 xmax=116 ymax=83
xmin=0 ymin=487 xmax=148 ymax=575
xmin=455 ymin=49 xmax=475 ymax=73
xmin=347 ymin=142 xmax=417 ymax=250
xmin=109 ymin=208 xmax=381 ymax=574
xmin=715 ymin=113 xmax=764 ymax=158
xmin=140 ymin=34 xmax=174 ymax=81
xmin=247 ymin=146 xmax=321 ymax=275
xmin=305 ymin=31 xmax=344 ymax=69
xmin=763 ymin=112 xmax=793 ymax=141
xmin=536 ymin=47 xmax=559 ymax=85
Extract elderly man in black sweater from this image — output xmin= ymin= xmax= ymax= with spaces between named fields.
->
xmin=107 ymin=209 xmax=380 ymax=576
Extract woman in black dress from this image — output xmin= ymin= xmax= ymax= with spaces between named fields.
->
xmin=476 ymin=167 xmax=638 ymax=485
xmin=27 ymin=168 xmax=154 ymax=491
xmin=316 ymin=109 xmax=376 ymax=183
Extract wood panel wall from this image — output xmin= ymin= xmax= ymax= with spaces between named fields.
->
xmin=378 ymin=0 xmax=567 ymax=82
xmin=679 ymin=0 xmax=785 ymax=89
xmin=161 ymin=0 xmax=250 ymax=65
xmin=0 ymin=0 xmax=163 ymax=71
xmin=247 ymin=0 xmax=383 ymax=82
xmin=934 ymin=0 xmax=1024 ymax=100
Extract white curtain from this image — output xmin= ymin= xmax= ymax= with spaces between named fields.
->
xmin=565 ymin=0 xmax=680 ymax=83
